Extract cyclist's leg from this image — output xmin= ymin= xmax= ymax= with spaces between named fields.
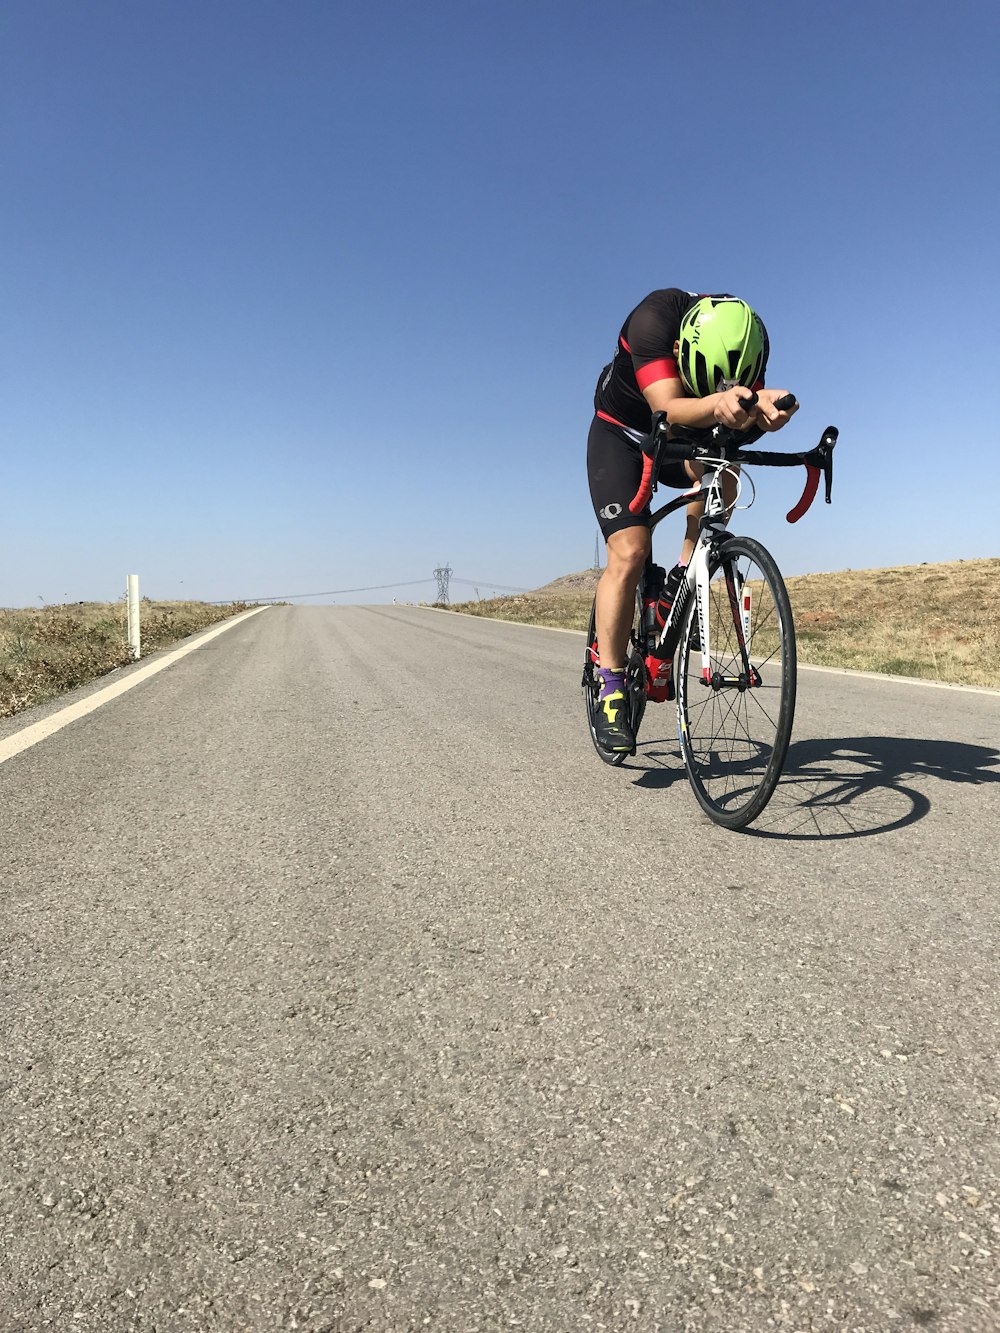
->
xmin=587 ymin=417 xmax=650 ymax=672
xmin=679 ymin=461 xmax=704 ymax=565
xmin=677 ymin=460 xmax=740 ymax=563
xmin=586 ymin=418 xmax=652 ymax=754
xmin=595 ymin=527 xmax=648 ymax=671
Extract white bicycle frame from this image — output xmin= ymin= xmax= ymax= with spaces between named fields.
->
xmin=650 ymin=459 xmax=743 ymax=684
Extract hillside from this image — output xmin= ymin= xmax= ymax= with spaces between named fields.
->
xmin=445 ymin=558 xmax=1000 ymax=689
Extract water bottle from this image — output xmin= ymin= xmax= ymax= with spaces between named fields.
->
xmin=654 ymin=563 xmax=686 ymax=638
xmin=643 ymin=564 xmax=666 ymax=642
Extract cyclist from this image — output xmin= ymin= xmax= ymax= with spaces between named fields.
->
xmin=587 ymin=289 xmax=798 ymax=754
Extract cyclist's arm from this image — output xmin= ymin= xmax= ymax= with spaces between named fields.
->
xmin=642 ymin=378 xmax=757 ymax=430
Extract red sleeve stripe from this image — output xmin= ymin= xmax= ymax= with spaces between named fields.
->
xmin=636 ymin=358 xmax=679 ymax=390
xmin=620 ymin=336 xmax=631 ymax=353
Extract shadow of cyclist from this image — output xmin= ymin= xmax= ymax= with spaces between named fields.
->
xmin=750 ymin=735 xmax=998 ymax=840
xmin=633 ymin=734 xmax=1000 ymax=840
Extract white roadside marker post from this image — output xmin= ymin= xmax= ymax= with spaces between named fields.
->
xmin=127 ymin=574 xmax=140 ymax=659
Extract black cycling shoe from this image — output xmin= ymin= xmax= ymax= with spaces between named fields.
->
xmin=593 ymin=690 xmax=636 ymax=755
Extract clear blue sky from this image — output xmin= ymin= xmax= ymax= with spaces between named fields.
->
xmin=4 ymin=0 xmax=998 ymax=606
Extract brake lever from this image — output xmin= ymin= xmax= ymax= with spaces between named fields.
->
xmin=819 ymin=426 xmax=837 ymax=502
xmin=786 ymin=426 xmax=838 ymax=523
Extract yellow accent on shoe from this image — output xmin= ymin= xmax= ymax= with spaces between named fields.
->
xmin=601 ymin=690 xmax=624 ymax=721
xmin=594 ymin=687 xmax=635 ymax=754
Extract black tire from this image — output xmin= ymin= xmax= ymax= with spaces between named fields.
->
xmin=583 ymin=595 xmax=647 ymax=766
xmin=676 ymin=536 xmax=796 ymax=829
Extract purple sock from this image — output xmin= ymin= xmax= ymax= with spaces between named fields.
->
xmin=598 ymin=667 xmax=625 ymax=700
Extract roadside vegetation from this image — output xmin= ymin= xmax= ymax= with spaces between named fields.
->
xmin=0 ymin=600 xmax=252 ymax=718
xmin=440 ymin=558 xmax=1000 ymax=689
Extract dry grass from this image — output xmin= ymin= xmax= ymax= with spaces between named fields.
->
xmin=440 ymin=558 xmax=1000 ymax=689
xmin=0 ymin=599 xmax=252 ymax=718
xmin=784 ymin=560 xmax=1000 ymax=686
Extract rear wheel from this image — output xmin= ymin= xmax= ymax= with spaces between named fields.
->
xmin=583 ymin=595 xmax=647 ymax=766
xmin=676 ymin=537 xmax=795 ymax=828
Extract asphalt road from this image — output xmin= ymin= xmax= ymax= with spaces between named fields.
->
xmin=1 ymin=605 xmax=998 ymax=1332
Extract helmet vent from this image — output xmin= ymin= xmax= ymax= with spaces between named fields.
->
xmin=694 ymin=350 xmax=712 ymax=398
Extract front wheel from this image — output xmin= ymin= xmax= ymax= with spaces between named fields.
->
xmin=583 ymin=595 xmax=647 ymax=766
xmin=676 ymin=536 xmax=796 ymax=829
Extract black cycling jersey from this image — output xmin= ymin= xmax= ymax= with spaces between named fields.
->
xmin=593 ymin=288 xmax=766 ymax=437
xmin=594 ymin=288 xmax=697 ymax=435
xmin=588 ymin=287 xmax=771 ymax=537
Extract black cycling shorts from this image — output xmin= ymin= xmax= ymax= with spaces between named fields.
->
xmin=587 ymin=414 xmax=693 ymax=540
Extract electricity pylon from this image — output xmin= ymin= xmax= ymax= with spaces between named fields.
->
xmin=433 ymin=563 xmax=452 ymax=604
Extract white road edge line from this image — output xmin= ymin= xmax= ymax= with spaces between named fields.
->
xmin=795 ymin=661 xmax=1000 ymax=695
xmin=415 ymin=605 xmax=1000 ymax=696
xmin=0 ymin=605 xmax=271 ymax=767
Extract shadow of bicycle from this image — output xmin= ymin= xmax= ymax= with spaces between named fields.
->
xmin=633 ymin=734 xmax=1000 ymax=840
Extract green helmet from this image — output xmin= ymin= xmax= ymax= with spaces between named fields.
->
xmin=677 ymin=297 xmax=769 ymax=397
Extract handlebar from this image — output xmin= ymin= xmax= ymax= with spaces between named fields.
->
xmin=627 ymin=395 xmax=837 ymax=523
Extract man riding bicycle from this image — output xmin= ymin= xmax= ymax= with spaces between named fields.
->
xmin=587 ymin=289 xmax=798 ymax=754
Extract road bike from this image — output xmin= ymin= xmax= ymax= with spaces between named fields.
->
xmin=583 ymin=397 xmax=838 ymax=829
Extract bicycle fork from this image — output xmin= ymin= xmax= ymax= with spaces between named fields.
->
xmin=694 ymin=539 xmax=761 ymax=691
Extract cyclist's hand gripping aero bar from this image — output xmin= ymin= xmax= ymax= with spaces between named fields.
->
xmin=627 ymin=392 xmax=798 ymax=516
xmin=627 ymin=395 xmax=837 ymax=522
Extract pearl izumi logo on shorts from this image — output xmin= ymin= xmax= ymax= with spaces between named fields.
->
xmin=600 ymin=503 xmax=623 ymax=520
